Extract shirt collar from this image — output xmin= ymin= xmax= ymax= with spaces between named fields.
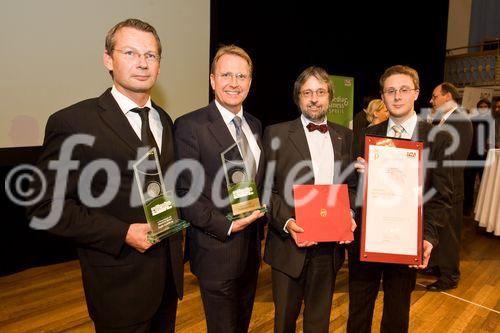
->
xmin=215 ymin=100 xmax=244 ymax=125
xmin=300 ymin=114 xmax=327 ymax=129
xmin=440 ymin=105 xmax=457 ymax=124
xmin=388 ymin=111 xmax=418 ymax=137
xmin=111 ymin=85 xmax=153 ymax=115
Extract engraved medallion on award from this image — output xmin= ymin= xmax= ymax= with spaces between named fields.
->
xmin=133 ymin=148 xmax=189 ymax=243
xmin=221 ymin=142 xmax=266 ymax=221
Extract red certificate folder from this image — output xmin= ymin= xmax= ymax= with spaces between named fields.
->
xmin=361 ymin=135 xmax=423 ymax=265
xmin=293 ymin=184 xmax=353 ymax=243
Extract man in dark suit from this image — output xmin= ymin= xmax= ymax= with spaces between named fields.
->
xmin=27 ymin=19 xmax=183 ymax=333
xmin=348 ymin=65 xmax=453 ymax=333
xmin=263 ymin=66 xmax=357 ymax=333
xmin=426 ymin=82 xmax=472 ymax=291
xmin=174 ymin=45 xmax=265 ymax=333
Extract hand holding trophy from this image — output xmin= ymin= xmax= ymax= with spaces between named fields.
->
xmin=221 ymin=141 xmax=267 ymax=221
xmin=133 ymin=148 xmax=189 ymax=243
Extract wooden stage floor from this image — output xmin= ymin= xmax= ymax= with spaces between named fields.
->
xmin=0 ymin=217 xmax=498 ymax=333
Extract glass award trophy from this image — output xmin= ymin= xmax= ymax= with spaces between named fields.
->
xmin=221 ymin=142 xmax=267 ymax=221
xmin=133 ymin=148 xmax=189 ymax=243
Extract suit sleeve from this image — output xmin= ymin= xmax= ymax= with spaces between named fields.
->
xmin=174 ymin=117 xmax=232 ymax=241
xmin=26 ymin=113 xmax=130 ymax=257
xmin=344 ymin=129 xmax=358 ymax=212
xmin=263 ymin=127 xmax=294 ymax=237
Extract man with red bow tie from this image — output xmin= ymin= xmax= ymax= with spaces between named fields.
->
xmin=263 ymin=66 xmax=357 ymax=333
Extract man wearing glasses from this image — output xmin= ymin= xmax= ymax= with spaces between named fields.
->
xmin=348 ymin=65 xmax=453 ymax=333
xmin=425 ymin=82 xmax=472 ymax=291
xmin=28 ymin=19 xmax=183 ymax=332
xmin=174 ymin=45 xmax=265 ymax=333
xmin=263 ymin=66 xmax=357 ymax=333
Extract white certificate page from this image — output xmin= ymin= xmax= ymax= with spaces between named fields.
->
xmin=365 ymin=144 xmax=420 ymax=255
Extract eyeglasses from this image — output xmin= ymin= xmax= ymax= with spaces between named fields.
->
xmin=300 ymin=89 xmax=328 ymax=98
xmin=113 ymin=48 xmax=161 ymax=63
xmin=382 ymin=87 xmax=417 ymax=97
xmin=216 ymin=72 xmax=250 ymax=82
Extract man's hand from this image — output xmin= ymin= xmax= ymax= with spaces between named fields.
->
xmin=231 ymin=210 xmax=265 ymax=233
xmin=354 ymin=156 xmax=366 ymax=173
xmin=286 ymin=220 xmax=317 ymax=248
xmin=125 ymin=223 xmax=154 ymax=253
xmin=409 ymin=240 xmax=433 ymax=269
xmin=339 ymin=218 xmax=357 ymax=244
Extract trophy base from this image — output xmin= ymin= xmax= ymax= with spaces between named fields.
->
xmin=147 ymin=219 xmax=190 ymax=244
xmin=226 ymin=206 xmax=267 ymax=221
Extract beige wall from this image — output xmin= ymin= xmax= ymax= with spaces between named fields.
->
xmin=0 ymin=0 xmax=210 ymax=148
xmin=447 ymin=0 xmax=473 ymax=54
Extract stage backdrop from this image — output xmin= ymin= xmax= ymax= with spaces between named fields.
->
xmin=328 ymin=75 xmax=354 ymax=128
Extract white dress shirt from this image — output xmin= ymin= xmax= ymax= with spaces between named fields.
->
xmin=111 ymin=86 xmax=163 ymax=152
xmin=300 ymin=115 xmax=334 ymax=184
xmin=215 ymin=100 xmax=261 ymax=169
xmin=438 ymin=105 xmax=457 ymax=126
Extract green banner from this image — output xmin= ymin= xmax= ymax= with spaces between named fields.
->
xmin=328 ymin=75 xmax=354 ymax=128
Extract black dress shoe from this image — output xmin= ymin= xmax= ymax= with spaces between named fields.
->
xmin=419 ymin=266 xmax=440 ymax=277
xmin=426 ymin=280 xmax=458 ymax=292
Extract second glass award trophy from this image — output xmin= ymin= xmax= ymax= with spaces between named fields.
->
xmin=221 ymin=142 xmax=266 ymax=221
xmin=133 ymin=148 xmax=189 ymax=243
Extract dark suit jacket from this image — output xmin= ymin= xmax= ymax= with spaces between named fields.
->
xmin=353 ymin=118 xmax=453 ymax=247
xmin=438 ymin=109 xmax=472 ymax=203
xmin=174 ymin=101 xmax=266 ymax=281
xmin=263 ymin=118 xmax=357 ymax=278
xmin=27 ymin=89 xmax=183 ymax=325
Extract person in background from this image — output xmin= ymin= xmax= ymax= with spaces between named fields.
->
xmin=494 ymin=98 xmax=500 ymax=148
xmin=425 ymin=82 xmax=472 ymax=291
xmin=353 ymin=95 xmax=375 ymax=133
xmin=365 ymin=98 xmax=389 ymax=127
xmin=463 ymin=98 xmax=492 ymax=215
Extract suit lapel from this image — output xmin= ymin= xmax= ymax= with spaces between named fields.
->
xmin=328 ymin=123 xmax=343 ymax=184
xmin=289 ymin=118 xmax=312 ymax=161
xmin=245 ymin=114 xmax=265 ymax=185
xmin=153 ymin=102 xmax=174 ymax=170
xmin=412 ymin=118 xmax=426 ymax=141
xmin=289 ymin=118 xmax=314 ymax=184
xmin=97 ymin=89 xmax=143 ymax=154
xmin=206 ymin=101 xmax=237 ymax=151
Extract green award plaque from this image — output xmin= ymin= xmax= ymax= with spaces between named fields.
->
xmin=133 ymin=148 xmax=189 ymax=243
xmin=221 ymin=142 xmax=267 ymax=221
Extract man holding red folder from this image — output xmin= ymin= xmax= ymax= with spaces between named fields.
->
xmin=263 ymin=66 xmax=357 ymax=333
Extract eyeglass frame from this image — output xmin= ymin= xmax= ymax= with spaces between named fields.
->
xmin=215 ymin=72 xmax=250 ymax=82
xmin=382 ymin=86 xmax=418 ymax=97
xmin=300 ymin=89 xmax=328 ymax=98
xmin=113 ymin=48 xmax=161 ymax=63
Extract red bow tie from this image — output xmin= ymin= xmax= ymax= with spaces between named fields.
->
xmin=306 ymin=122 xmax=328 ymax=133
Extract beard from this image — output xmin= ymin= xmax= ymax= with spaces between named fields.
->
xmin=301 ymin=103 xmax=329 ymax=122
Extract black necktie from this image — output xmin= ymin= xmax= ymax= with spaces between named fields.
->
xmin=130 ymin=107 xmax=159 ymax=153
xmin=306 ymin=122 xmax=328 ymax=133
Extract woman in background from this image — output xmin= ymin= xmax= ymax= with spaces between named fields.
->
xmin=365 ymin=99 xmax=389 ymax=126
